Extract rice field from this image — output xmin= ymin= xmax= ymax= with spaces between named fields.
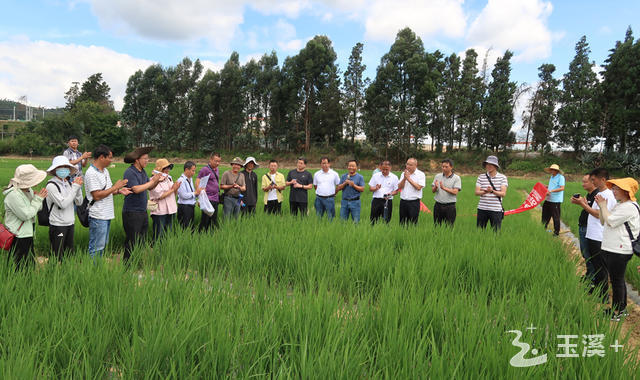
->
xmin=0 ymin=158 xmax=638 ymax=378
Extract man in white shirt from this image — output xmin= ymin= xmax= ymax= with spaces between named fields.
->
xmin=84 ymin=145 xmax=131 ymax=257
xmin=397 ymin=157 xmax=426 ymax=225
xmin=369 ymin=160 xmax=399 ymax=224
xmin=431 ymin=158 xmax=462 ymax=226
xmin=313 ymin=156 xmax=340 ymax=220
xmin=575 ymin=168 xmax=617 ymax=298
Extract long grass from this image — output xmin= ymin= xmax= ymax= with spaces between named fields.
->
xmin=0 ymin=158 xmax=638 ymax=377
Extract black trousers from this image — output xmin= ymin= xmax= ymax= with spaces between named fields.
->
xmin=433 ymin=202 xmax=456 ymax=226
xmin=399 ymin=199 xmax=419 ymax=225
xmin=177 ymin=203 xmax=195 ymax=229
xmin=198 ymin=202 xmax=219 ymax=232
xmin=370 ymin=197 xmax=393 ymax=224
xmin=587 ymin=238 xmax=608 ymax=302
xmin=264 ymin=200 xmax=282 ymax=214
xmin=477 ymin=209 xmax=503 ymax=231
xmin=9 ymin=236 xmax=34 ymax=271
xmin=542 ymin=201 xmax=562 ymax=235
xmin=603 ymin=250 xmax=633 ymax=312
xmin=242 ymin=205 xmax=256 ymax=215
xmin=290 ymin=201 xmax=308 ymax=216
xmin=49 ymin=224 xmax=75 ymax=261
xmin=122 ymin=211 xmax=149 ymax=261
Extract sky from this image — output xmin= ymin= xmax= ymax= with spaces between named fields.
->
xmin=1 ymin=0 xmax=639 ymax=120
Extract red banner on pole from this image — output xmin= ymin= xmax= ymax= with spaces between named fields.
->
xmin=504 ymin=182 xmax=548 ymax=216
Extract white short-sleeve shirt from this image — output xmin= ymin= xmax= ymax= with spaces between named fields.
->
xmin=399 ymin=169 xmax=426 ymax=200
xmin=84 ymin=165 xmax=114 ymax=220
xmin=369 ymin=172 xmax=399 ymax=199
xmin=586 ymin=188 xmax=616 ymax=242
xmin=313 ymin=169 xmax=340 ymax=197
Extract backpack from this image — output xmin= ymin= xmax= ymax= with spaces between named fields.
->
xmin=624 ymin=203 xmax=640 ymax=257
xmin=37 ymin=181 xmax=60 ymax=226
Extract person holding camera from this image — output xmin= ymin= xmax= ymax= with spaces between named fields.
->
xmin=261 ymin=159 xmax=285 ymax=215
xmin=431 ymin=158 xmax=462 ymax=226
xmin=574 ymin=168 xmax=616 ymax=303
xmin=369 ymin=160 xmax=399 ymax=224
xmin=570 ymin=174 xmax=599 ymax=282
xmin=337 ymin=159 xmax=365 ymax=222
xmin=595 ymin=178 xmax=639 ymax=321
xmin=221 ymin=157 xmax=247 ymax=219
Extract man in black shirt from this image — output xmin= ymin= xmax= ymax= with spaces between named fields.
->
xmin=570 ymin=173 xmax=599 ymax=282
xmin=241 ymin=157 xmax=259 ymax=215
xmin=286 ymin=157 xmax=313 ymax=216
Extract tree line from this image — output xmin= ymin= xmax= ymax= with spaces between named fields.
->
xmin=8 ymin=27 xmax=639 ymax=159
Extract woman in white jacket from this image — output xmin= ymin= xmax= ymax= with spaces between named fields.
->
xmin=45 ymin=156 xmax=84 ymax=261
xmin=595 ymin=177 xmax=639 ymax=321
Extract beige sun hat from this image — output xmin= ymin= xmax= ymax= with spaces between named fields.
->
xmin=153 ymin=158 xmax=174 ymax=172
xmin=606 ymin=178 xmax=639 ymax=202
xmin=9 ymin=164 xmax=47 ymax=189
xmin=46 ymin=155 xmax=78 ymax=176
xmin=544 ymin=164 xmax=563 ymax=174
xmin=230 ymin=157 xmax=244 ymax=166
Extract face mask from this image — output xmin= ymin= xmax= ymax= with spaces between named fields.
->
xmin=56 ymin=168 xmax=71 ymax=179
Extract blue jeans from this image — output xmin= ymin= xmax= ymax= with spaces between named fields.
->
xmin=579 ymin=225 xmax=595 ymax=279
xmin=88 ymin=217 xmax=110 ymax=258
xmin=315 ymin=196 xmax=335 ymax=220
xmin=340 ymin=199 xmax=361 ymax=222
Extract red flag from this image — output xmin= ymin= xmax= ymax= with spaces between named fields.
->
xmin=420 ymin=201 xmax=432 ymax=213
xmin=504 ymin=182 xmax=548 ymax=216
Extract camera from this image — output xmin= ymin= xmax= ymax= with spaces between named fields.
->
xmin=572 ymin=193 xmax=581 ymax=198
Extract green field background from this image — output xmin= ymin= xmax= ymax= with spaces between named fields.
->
xmin=0 ymin=158 xmax=638 ymax=378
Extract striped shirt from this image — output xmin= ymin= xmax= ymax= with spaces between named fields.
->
xmin=476 ymin=172 xmax=508 ymax=212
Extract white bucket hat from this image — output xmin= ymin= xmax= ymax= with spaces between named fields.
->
xmin=482 ymin=155 xmax=500 ymax=169
xmin=46 ymin=155 xmax=78 ymax=176
xmin=244 ymin=156 xmax=259 ymax=167
xmin=8 ymin=164 xmax=47 ymax=189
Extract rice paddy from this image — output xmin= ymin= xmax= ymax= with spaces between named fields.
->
xmin=0 ymin=158 xmax=638 ymax=378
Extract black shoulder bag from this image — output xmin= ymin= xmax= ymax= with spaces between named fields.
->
xmin=623 ymin=203 xmax=640 ymax=257
xmin=486 ymin=173 xmax=505 ymax=219
xmin=37 ymin=181 xmax=61 ymax=226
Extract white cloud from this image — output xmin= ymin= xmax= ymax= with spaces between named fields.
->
xmin=364 ymin=0 xmax=466 ymax=43
xmin=466 ymin=0 xmax=554 ymax=62
xmin=0 ymin=37 xmax=153 ymax=110
xmin=88 ymin=0 xmax=245 ymax=50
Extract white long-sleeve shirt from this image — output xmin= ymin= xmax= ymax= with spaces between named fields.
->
xmin=46 ymin=176 xmax=83 ymax=226
xmin=600 ymin=201 xmax=640 ymax=255
xmin=177 ymin=174 xmax=197 ymax=205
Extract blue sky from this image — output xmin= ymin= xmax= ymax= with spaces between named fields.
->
xmin=1 ymin=0 xmax=639 ymax=115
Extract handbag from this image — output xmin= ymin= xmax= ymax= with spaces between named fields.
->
xmin=0 ymin=221 xmax=24 ymax=251
xmin=147 ymin=199 xmax=159 ymax=212
xmin=624 ymin=203 xmax=640 ymax=257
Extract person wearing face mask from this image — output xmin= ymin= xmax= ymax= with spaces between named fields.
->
xmin=45 ymin=156 xmax=84 ymax=261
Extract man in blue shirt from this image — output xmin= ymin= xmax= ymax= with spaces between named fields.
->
xmin=122 ymin=146 xmax=161 ymax=262
xmin=542 ymin=164 xmax=565 ymax=236
xmin=337 ymin=159 xmax=365 ymax=222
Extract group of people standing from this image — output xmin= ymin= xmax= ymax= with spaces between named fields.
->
xmin=5 ymin=137 xmax=638 ymax=323
xmin=3 ymin=134 xmax=517 ymax=272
